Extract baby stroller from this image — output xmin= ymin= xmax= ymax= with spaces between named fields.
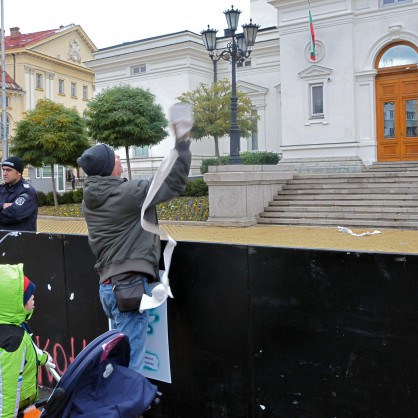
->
xmin=24 ymin=330 xmax=159 ymax=418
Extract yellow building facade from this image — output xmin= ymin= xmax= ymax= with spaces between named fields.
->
xmin=2 ymin=24 xmax=96 ymax=191
xmin=4 ymin=23 xmax=96 ymax=137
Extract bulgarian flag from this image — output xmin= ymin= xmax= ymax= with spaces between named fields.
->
xmin=308 ymin=0 xmax=316 ymax=61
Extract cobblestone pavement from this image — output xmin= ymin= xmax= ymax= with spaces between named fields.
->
xmin=37 ymin=217 xmax=418 ymax=254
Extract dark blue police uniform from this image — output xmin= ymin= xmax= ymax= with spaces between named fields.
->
xmin=0 ymin=178 xmax=38 ymax=231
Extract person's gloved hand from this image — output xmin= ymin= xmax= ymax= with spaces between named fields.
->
xmin=34 ymin=344 xmax=55 ymax=368
xmin=44 ymin=351 xmax=56 ymax=369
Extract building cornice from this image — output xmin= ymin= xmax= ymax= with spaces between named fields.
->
xmin=6 ymin=49 xmax=95 ymax=75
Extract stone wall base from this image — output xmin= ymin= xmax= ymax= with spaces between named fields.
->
xmin=204 ymin=165 xmax=296 ymax=227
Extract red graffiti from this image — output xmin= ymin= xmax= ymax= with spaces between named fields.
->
xmin=35 ymin=335 xmax=88 ymax=385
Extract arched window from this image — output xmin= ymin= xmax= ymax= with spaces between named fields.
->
xmin=376 ymin=42 xmax=418 ymax=69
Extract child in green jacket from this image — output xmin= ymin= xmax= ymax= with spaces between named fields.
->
xmin=0 ymin=264 xmax=54 ymax=418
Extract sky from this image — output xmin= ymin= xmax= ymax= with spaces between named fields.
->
xmin=3 ymin=0 xmax=253 ymax=49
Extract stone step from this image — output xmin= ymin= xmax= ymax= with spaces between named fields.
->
xmin=365 ymin=167 xmax=418 ymax=172
xmin=269 ymin=199 xmax=418 ymax=207
xmin=257 ymin=217 xmax=418 ymax=229
xmin=295 ymin=171 xmax=418 ymax=179
xmin=281 ymin=185 xmax=418 ymax=193
xmin=286 ymin=178 xmax=418 ymax=186
xmin=258 ymin=164 xmax=418 ymax=230
xmin=273 ymin=193 xmax=418 ymax=200
xmin=365 ymin=162 xmax=418 ymax=171
xmin=259 ymin=211 xmax=418 ymax=221
xmin=263 ymin=205 xmax=418 ymax=213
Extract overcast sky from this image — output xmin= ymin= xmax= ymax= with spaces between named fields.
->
xmin=3 ymin=0 xmax=253 ymax=49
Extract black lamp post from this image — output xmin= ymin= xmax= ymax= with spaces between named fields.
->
xmin=201 ymin=6 xmax=259 ymax=164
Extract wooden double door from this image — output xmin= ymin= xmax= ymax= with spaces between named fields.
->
xmin=376 ymin=72 xmax=418 ymax=161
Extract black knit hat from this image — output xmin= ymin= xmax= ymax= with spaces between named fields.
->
xmin=77 ymin=144 xmax=115 ymax=176
xmin=2 ymin=156 xmax=24 ymax=174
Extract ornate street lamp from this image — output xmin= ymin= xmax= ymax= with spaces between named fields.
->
xmin=201 ymin=6 xmax=259 ymax=164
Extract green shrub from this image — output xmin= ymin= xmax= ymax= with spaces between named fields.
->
xmin=37 ymin=189 xmax=83 ymax=207
xmin=182 ymin=178 xmax=208 ymax=196
xmin=200 ymin=156 xmax=229 ymax=174
xmin=72 ymin=188 xmax=84 ymax=203
xmin=200 ymin=152 xmax=280 ymax=174
xmin=45 ymin=192 xmax=55 ymax=206
xmin=60 ymin=191 xmax=74 ymax=204
xmin=240 ymin=151 xmax=280 ymax=165
xmin=37 ymin=191 xmax=47 ymax=206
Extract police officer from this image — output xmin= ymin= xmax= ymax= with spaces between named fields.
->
xmin=0 ymin=156 xmax=38 ymax=231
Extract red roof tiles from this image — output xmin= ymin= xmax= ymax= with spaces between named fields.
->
xmin=4 ymin=28 xmax=59 ymax=49
xmin=0 ymin=67 xmax=22 ymax=91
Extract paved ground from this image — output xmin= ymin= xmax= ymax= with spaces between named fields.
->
xmin=37 ymin=217 xmax=418 ymax=254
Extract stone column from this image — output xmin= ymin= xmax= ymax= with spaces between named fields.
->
xmin=24 ymin=66 xmax=35 ymax=110
xmin=45 ymin=72 xmax=55 ymax=100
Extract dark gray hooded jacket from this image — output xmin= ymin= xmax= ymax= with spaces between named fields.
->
xmin=82 ymin=141 xmax=191 ymax=283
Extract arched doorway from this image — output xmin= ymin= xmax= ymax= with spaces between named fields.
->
xmin=376 ymin=41 xmax=418 ymax=161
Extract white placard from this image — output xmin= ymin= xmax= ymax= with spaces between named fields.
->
xmin=142 ymin=281 xmax=172 ymax=383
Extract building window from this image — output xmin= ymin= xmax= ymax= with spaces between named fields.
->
xmin=83 ymin=85 xmax=88 ymax=100
xmin=237 ymin=60 xmax=252 ymax=68
xmin=36 ymin=73 xmax=43 ymax=89
xmin=58 ymin=79 xmax=65 ymax=94
xmin=134 ymin=146 xmax=149 ymax=157
xmin=36 ymin=166 xmax=52 ymax=178
xmin=383 ymin=102 xmax=395 ymax=138
xmin=131 ymin=64 xmax=146 ymax=75
xmin=71 ymin=82 xmax=77 ymax=97
xmin=310 ymin=83 xmax=324 ymax=119
xmin=378 ymin=44 xmax=418 ymax=68
xmin=405 ymin=100 xmax=417 ymax=137
xmin=381 ymin=0 xmax=411 ymax=5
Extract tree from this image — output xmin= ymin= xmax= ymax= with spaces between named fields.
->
xmin=177 ymin=79 xmax=258 ymax=158
xmin=11 ymin=99 xmax=90 ymax=207
xmin=84 ymin=85 xmax=169 ymax=180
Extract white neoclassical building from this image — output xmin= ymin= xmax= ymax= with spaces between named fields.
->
xmin=86 ymin=0 xmax=418 ymax=176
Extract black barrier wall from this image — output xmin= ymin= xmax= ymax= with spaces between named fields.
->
xmin=0 ymin=231 xmax=108 ymax=386
xmin=0 ymin=231 xmax=417 ymax=417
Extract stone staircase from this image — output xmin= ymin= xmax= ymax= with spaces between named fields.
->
xmin=258 ymin=162 xmax=418 ymax=229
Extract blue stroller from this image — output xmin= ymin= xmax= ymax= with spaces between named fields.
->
xmin=36 ymin=330 xmax=158 ymax=418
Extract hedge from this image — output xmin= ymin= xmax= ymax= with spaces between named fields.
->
xmin=200 ymin=151 xmax=280 ymax=174
xmin=38 ymin=189 xmax=84 ymax=206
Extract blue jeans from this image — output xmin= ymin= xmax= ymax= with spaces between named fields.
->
xmin=99 ymin=278 xmax=150 ymax=373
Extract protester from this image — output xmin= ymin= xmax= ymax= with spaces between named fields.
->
xmin=77 ymin=122 xmax=192 ymax=373
xmin=0 ymin=157 xmax=38 ymax=232
xmin=0 ymin=263 xmax=55 ymax=418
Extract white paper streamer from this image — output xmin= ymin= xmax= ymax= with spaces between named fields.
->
xmin=139 ymin=103 xmax=193 ymax=311
xmin=139 ymin=149 xmax=179 ymax=311
xmin=337 ymin=226 xmax=381 ymax=237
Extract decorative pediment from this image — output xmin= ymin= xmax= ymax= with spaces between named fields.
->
xmin=237 ymin=81 xmax=269 ymax=107
xmin=237 ymin=80 xmax=269 ymax=95
xmin=298 ymin=65 xmax=333 ymax=79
